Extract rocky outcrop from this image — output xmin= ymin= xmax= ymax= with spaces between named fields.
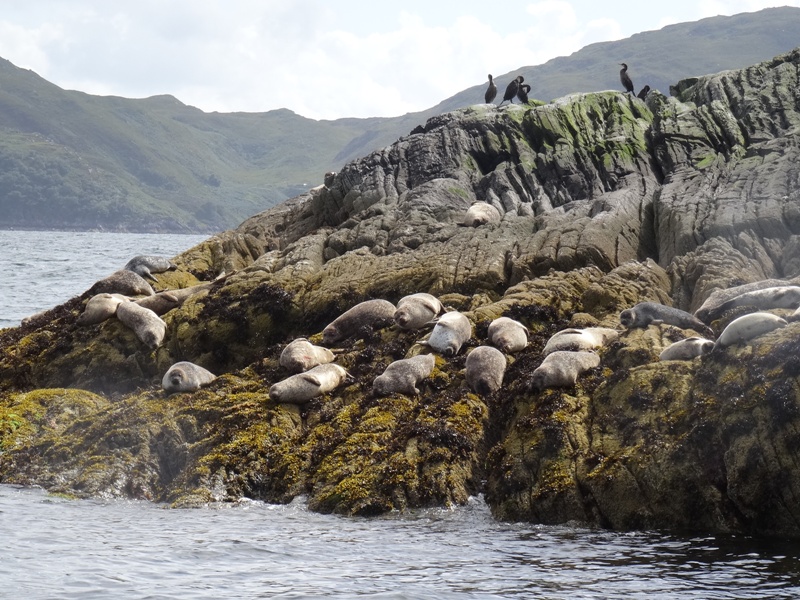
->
xmin=3 ymin=49 xmax=800 ymax=538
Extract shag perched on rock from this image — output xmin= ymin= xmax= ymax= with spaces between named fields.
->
xmin=619 ymin=63 xmax=634 ymax=94
xmin=637 ymin=85 xmax=650 ymax=100
xmin=499 ymin=76 xmax=523 ymax=106
xmin=484 ymin=74 xmax=497 ymax=104
xmin=517 ymin=83 xmax=531 ymax=104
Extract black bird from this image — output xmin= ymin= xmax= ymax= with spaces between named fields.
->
xmin=637 ymin=85 xmax=650 ymax=100
xmin=499 ymin=76 xmax=523 ymax=106
xmin=517 ymin=83 xmax=531 ymax=104
xmin=484 ymin=74 xmax=497 ymax=104
xmin=619 ymin=63 xmax=634 ymax=94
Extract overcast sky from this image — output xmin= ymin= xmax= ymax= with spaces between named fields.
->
xmin=0 ymin=1 xmax=796 ymax=121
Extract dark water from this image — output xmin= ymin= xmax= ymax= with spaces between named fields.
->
xmin=3 ymin=231 xmax=800 ymax=598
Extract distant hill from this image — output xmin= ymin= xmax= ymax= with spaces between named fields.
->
xmin=1 ymin=6 xmax=799 ymax=232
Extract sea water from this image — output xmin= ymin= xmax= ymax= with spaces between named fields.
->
xmin=2 ymin=231 xmax=800 ymax=599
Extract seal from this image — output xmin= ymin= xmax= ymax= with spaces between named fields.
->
xmin=465 ymin=345 xmax=507 ymax=396
xmin=373 ymin=353 xmax=436 ymax=397
xmin=115 ymin=301 xmax=167 ymax=349
xmin=393 ymin=293 xmax=444 ymax=330
xmin=134 ymin=283 xmax=212 ymax=315
xmin=694 ymin=278 xmax=793 ymax=323
xmin=487 ymin=316 xmax=528 ymax=353
xmin=422 ymin=311 xmax=472 ymax=357
xmin=715 ymin=311 xmax=788 ymax=349
xmin=620 ymin=302 xmax=714 ymax=337
xmin=531 ymin=350 xmax=600 ymax=391
xmin=269 ymin=363 xmax=348 ymax=404
xmin=659 ymin=337 xmax=715 ymax=361
xmin=463 ymin=202 xmax=501 ymax=227
xmin=77 ymin=293 xmax=130 ymax=326
xmin=280 ymin=338 xmax=336 ymax=373
xmin=162 ymin=361 xmax=216 ymax=394
xmin=124 ymin=255 xmax=178 ymax=281
xmin=322 ymin=299 xmax=396 ymax=345
xmin=542 ymin=327 xmax=618 ymax=356
xmin=711 ymin=286 xmax=800 ymax=316
xmin=89 ymin=269 xmax=155 ymax=297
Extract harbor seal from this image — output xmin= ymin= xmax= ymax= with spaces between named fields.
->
xmin=322 ymin=299 xmax=396 ymax=345
xmin=373 ymin=353 xmax=436 ymax=397
xmin=711 ymin=286 xmax=800 ymax=316
xmin=269 ymin=363 xmax=348 ymax=404
xmin=124 ymin=255 xmax=178 ymax=281
xmin=620 ymin=302 xmax=714 ymax=337
xmin=162 ymin=361 xmax=216 ymax=393
xmin=531 ymin=350 xmax=600 ymax=391
xmin=694 ymin=279 xmax=793 ymax=323
xmin=659 ymin=337 xmax=715 ymax=361
xmin=393 ymin=293 xmax=444 ymax=330
xmin=465 ymin=345 xmax=507 ymax=396
xmin=77 ymin=293 xmax=130 ymax=326
xmin=279 ymin=338 xmax=336 ymax=373
xmin=115 ymin=301 xmax=167 ymax=349
xmin=89 ymin=269 xmax=155 ymax=297
xmin=423 ymin=311 xmax=472 ymax=357
xmin=134 ymin=283 xmax=212 ymax=315
xmin=487 ymin=316 xmax=528 ymax=353
xmin=542 ymin=327 xmax=618 ymax=356
xmin=462 ymin=202 xmax=501 ymax=227
xmin=715 ymin=312 xmax=788 ymax=349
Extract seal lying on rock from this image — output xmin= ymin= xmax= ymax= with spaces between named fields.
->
xmin=422 ymin=311 xmax=472 ymax=357
xmin=162 ymin=361 xmax=216 ymax=393
xmin=465 ymin=345 xmax=507 ymax=395
xmin=462 ymin=202 xmax=501 ymax=227
xmin=487 ymin=316 xmax=528 ymax=353
xmin=531 ymin=350 xmax=600 ymax=391
xmin=393 ymin=293 xmax=443 ymax=330
xmin=77 ymin=293 xmax=130 ymax=326
xmin=322 ymin=299 xmax=396 ymax=345
xmin=714 ymin=312 xmax=788 ymax=349
xmin=115 ymin=301 xmax=167 ymax=349
xmin=542 ymin=327 xmax=618 ymax=356
xmin=134 ymin=283 xmax=212 ymax=316
xmin=710 ymin=286 xmax=800 ymax=317
xmin=373 ymin=354 xmax=436 ymax=397
xmin=89 ymin=270 xmax=155 ymax=297
xmin=659 ymin=337 xmax=715 ymax=361
xmin=620 ymin=302 xmax=714 ymax=337
xmin=694 ymin=279 xmax=794 ymax=323
xmin=124 ymin=255 xmax=177 ymax=281
xmin=280 ymin=338 xmax=336 ymax=373
xmin=269 ymin=363 xmax=348 ymax=404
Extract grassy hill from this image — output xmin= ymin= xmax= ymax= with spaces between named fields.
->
xmin=1 ymin=6 xmax=799 ymax=232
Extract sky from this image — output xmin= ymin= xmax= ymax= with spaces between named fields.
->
xmin=0 ymin=1 xmax=797 ymax=121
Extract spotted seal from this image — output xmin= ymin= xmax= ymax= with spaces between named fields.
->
xmin=422 ymin=311 xmax=472 ymax=357
xmin=373 ymin=354 xmax=436 ymax=397
xmin=115 ymin=301 xmax=167 ymax=349
xmin=124 ymin=255 xmax=178 ymax=281
xmin=393 ymin=293 xmax=444 ymax=330
xmin=714 ymin=312 xmax=788 ymax=349
xmin=322 ymin=299 xmax=396 ymax=345
xmin=280 ymin=338 xmax=336 ymax=373
xmin=542 ymin=327 xmax=618 ymax=356
xmin=487 ymin=316 xmax=528 ymax=353
xmin=89 ymin=269 xmax=155 ymax=297
xmin=462 ymin=202 xmax=501 ymax=227
xmin=620 ymin=302 xmax=714 ymax=337
xmin=531 ymin=350 xmax=600 ymax=391
xmin=162 ymin=361 xmax=216 ymax=394
xmin=659 ymin=337 xmax=715 ymax=361
xmin=77 ymin=293 xmax=130 ymax=326
xmin=268 ymin=363 xmax=348 ymax=404
xmin=465 ymin=345 xmax=507 ymax=395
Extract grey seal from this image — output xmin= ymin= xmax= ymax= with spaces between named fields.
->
xmin=542 ymin=327 xmax=618 ymax=356
xmin=423 ymin=311 xmax=472 ymax=357
xmin=465 ymin=345 xmax=507 ymax=396
xmin=463 ymin=202 xmax=501 ymax=227
xmin=269 ymin=363 xmax=348 ymax=404
xmin=393 ymin=293 xmax=443 ymax=330
xmin=620 ymin=302 xmax=714 ymax=337
xmin=162 ymin=361 xmax=216 ymax=394
xmin=531 ymin=350 xmax=600 ymax=391
xmin=322 ymin=299 xmax=396 ymax=345
xmin=715 ymin=312 xmax=788 ymax=349
xmin=124 ymin=255 xmax=178 ymax=281
xmin=115 ymin=301 xmax=167 ymax=349
xmin=280 ymin=338 xmax=336 ymax=373
xmin=373 ymin=354 xmax=436 ymax=397
xmin=694 ymin=279 xmax=793 ymax=323
xmin=487 ymin=316 xmax=528 ymax=353
xmin=89 ymin=269 xmax=155 ymax=297
xmin=77 ymin=293 xmax=130 ymax=326
xmin=659 ymin=337 xmax=715 ymax=361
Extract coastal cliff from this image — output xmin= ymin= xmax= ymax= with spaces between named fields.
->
xmin=3 ymin=49 xmax=800 ymax=537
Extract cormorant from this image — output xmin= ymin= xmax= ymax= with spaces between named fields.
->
xmin=499 ymin=76 xmax=523 ymax=106
xmin=637 ymin=85 xmax=650 ymax=100
xmin=619 ymin=63 xmax=634 ymax=94
xmin=517 ymin=83 xmax=531 ymax=104
xmin=484 ymin=74 xmax=497 ymax=104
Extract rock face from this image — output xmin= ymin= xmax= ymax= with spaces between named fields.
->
xmin=3 ymin=49 xmax=800 ymax=537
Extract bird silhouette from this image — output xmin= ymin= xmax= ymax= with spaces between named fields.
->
xmin=619 ymin=63 xmax=634 ymax=94
xmin=517 ymin=83 xmax=531 ymax=104
xmin=499 ymin=76 xmax=523 ymax=106
xmin=637 ymin=85 xmax=650 ymax=100
xmin=484 ymin=74 xmax=497 ymax=104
